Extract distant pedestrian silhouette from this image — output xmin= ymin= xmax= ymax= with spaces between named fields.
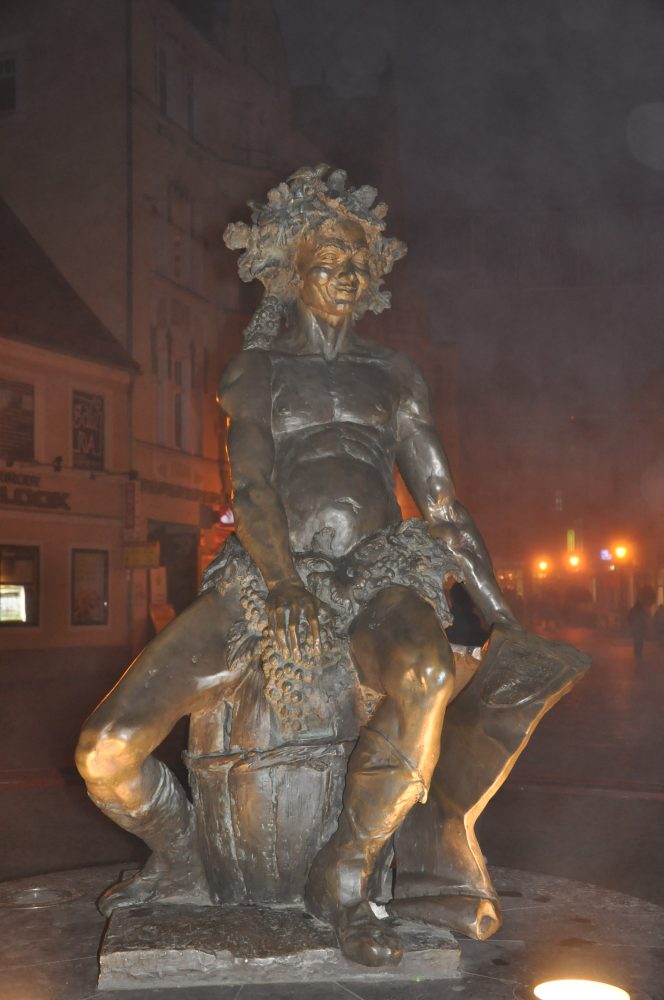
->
xmin=628 ymin=587 xmax=655 ymax=663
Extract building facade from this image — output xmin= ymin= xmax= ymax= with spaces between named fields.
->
xmin=0 ymin=0 xmax=319 ymax=651
xmin=0 ymin=199 xmax=136 ymax=654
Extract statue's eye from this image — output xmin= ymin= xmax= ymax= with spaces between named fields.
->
xmin=353 ymin=252 xmax=370 ymax=270
xmin=316 ymin=251 xmax=342 ymax=266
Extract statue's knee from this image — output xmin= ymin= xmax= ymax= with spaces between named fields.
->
xmin=75 ymin=724 xmax=141 ymax=786
xmin=389 ymin=641 xmax=455 ymax=703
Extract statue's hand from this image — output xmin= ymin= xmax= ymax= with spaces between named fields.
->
xmin=266 ymin=579 xmax=322 ymax=660
xmin=428 ymin=522 xmax=524 ymax=633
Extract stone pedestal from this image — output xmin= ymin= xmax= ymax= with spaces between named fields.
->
xmin=98 ymin=901 xmax=460 ymax=989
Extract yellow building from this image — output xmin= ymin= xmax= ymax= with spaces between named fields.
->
xmin=0 ymin=199 xmax=136 ymax=654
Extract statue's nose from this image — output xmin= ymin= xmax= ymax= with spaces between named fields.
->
xmin=337 ymin=259 xmax=358 ymax=281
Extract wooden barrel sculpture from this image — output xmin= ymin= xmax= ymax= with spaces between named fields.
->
xmin=185 ymin=631 xmax=384 ymax=905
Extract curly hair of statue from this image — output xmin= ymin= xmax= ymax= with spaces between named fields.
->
xmin=223 ymin=164 xmax=407 ymax=348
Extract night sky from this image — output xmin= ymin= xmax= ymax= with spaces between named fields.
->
xmin=274 ymin=0 xmax=664 ymax=553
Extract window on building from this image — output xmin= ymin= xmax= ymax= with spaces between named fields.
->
xmin=0 ymin=379 xmax=34 ymax=461
xmin=174 ymin=359 xmax=183 ymax=448
xmin=0 ymin=54 xmax=16 ymax=115
xmin=150 ymin=325 xmax=159 ymax=375
xmin=203 ymin=346 xmax=210 ymax=393
xmin=166 ymin=328 xmax=173 ymax=379
xmin=71 ymin=549 xmax=108 ymax=626
xmin=189 ymin=340 xmax=196 ymax=388
xmin=156 ymin=330 xmax=169 ymax=447
xmin=157 ymin=46 xmax=168 ymax=114
xmin=165 ymin=185 xmax=192 ymax=287
xmin=185 ymin=69 xmax=195 ymax=136
xmin=0 ymin=545 xmax=39 ymax=626
xmin=195 ymin=406 xmax=203 ymax=456
xmin=72 ymin=390 xmax=104 ymax=471
xmin=172 ymin=357 xmax=192 ymax=451
xmin=173 ymin=231 xmax=183 ymax=283
xmin=174 ymin=389 xmax=183 ymax=449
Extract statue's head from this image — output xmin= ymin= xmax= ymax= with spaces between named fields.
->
xmin=224 ymin=165 xmax=407 ymax=347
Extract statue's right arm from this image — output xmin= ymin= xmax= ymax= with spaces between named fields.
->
xmin=219 ymin=351 xmax=321 ymax=656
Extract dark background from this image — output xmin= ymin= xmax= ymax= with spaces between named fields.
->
xmin=272 ymin=0 xmax=664 ymax=560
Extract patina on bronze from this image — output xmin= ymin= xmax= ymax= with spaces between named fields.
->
xmin=77 ymin=165 xmax=589 ymax=970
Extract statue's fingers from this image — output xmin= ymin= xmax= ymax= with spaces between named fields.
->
xmin=274 ymin=606 xmax=289 ymax=657
xmin=267 ymin=606 xmax=277 ymax=640
xmin=307 ymin=608 xmax=322 ymax=656
xmin=288 ymin=622 xmax=301 ymax=660
xmin=288 ymin=601 xmax=302 ymax=660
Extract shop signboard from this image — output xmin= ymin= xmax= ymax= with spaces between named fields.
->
xmin=123 ymin=541 xmax=160 ymax=569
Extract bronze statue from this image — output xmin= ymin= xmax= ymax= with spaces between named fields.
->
xmin=76 ymin=165 xmax=588 ymax=969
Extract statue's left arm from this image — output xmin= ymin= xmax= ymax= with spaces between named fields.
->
xmin=394 ymin=357 xmax=519 ymax=629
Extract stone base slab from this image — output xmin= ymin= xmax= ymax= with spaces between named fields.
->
xmin=98 ymin=901 xmax=460 ymax=989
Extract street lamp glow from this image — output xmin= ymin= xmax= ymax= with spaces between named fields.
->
xmin=534 ymin=981 xmax=629 ymax=1000
xmin=568 ymin=553 xmax=581 ymax=568
xmin=537 ymin=559 xmax=549 ymax=573
xmin=614 ymin=545 xmax=628 ymax=561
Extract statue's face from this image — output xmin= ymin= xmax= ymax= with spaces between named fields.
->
xmin=297 ymin=220 xmax=370 ymax=319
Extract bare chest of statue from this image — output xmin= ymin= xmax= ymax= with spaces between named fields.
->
xmin=268 ymin=352 xmax=403 ymax=557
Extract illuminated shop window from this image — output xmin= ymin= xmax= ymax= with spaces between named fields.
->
xmin=71 ymin=549 xmax=108 ymax=626
xmin=0 ymin=545 xmax=39 ymax=625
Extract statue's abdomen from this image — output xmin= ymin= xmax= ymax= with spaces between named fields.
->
xmin=279 ymin=454 xmax=401 ymax=557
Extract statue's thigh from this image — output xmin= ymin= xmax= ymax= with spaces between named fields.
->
xmin=86 ymin=588 xmax=244 ymax=744
xmin=350 ymin=585 xmax=453 ymax=701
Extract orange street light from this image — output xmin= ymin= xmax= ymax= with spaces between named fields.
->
xmin=567 ymin=553 xmax=581 ymax=569
xmin=614 ymin=544 xmax=629 ymax=561
xmin=537 ymin=559 xmax=549 ymax=573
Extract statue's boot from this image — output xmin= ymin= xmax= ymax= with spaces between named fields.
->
xmin=92 ymin=761 xmax=210 ymax=916
xmin=392 ymin=625 xmax=590 ymax=938
xmin=305 ymin=726 xmax=427 ymax=967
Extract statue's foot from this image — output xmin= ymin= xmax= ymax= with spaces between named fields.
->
xmin=98 ymin=854 xmax=210 ymax=917
xmin=335 ymin=901 xmax=403 ymax=967
xmin=389 ymin=893 xmax=501 ymax=941
xmin=305 ymin=852 xmax=403 ymax=967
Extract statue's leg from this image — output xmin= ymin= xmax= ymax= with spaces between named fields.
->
xmin=75 ymin=587 xmax=244 ymax=915
xmin=306 ymin=585 xmax=454 ymax=967
xmin=391 ymin=624 xmax=590 ymax=939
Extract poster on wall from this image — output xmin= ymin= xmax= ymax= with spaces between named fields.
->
xmin=0 ymin=379 xmax=34 ymax=461
xmin=71 ymin=549 xmax=108 ymax=626
xmin=72 ymin=390 xmax=104 ymax=470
